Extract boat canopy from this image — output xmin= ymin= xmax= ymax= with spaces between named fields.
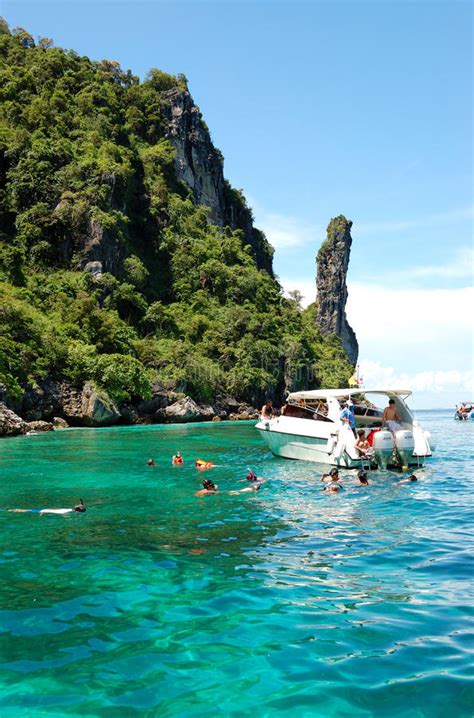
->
xmin=288 ymin=388 xmax=412 ymax=402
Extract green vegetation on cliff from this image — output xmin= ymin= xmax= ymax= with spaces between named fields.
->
xmin=0 ymin=21 xmax=352 ymax=407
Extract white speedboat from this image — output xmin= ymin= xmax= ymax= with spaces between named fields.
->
xmin=454 ymin=403 xmax=474 ymax=420
xmin=256 ymin=388 xmax=434 ymax=469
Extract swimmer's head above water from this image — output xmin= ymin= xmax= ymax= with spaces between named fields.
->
xmin=202 ymin=479 xmax=218 ymax=491
xmin=73 ymin=499 xmax=86 ymax=512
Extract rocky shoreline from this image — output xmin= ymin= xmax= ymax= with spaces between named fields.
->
xmin=0 ymin=380 xmax=259 ymax=438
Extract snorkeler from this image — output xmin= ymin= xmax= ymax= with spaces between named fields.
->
xmin=399 ymin=474 xmax=418 ymax=484
xmin=172 ymin=452 xmax=184 ymax=465
xmin=6 ymin=499 xmax=86 ymax=515
xmin=195 ymin=459 xmax=215 ymax=470
xmin=229 ymin=483 xmax=261 ymax=494
xmin=195 ymin=479 xmax=219 ymax=496
xmin=146 ymin=459 xmax=156 ymax=466
xmin=246 ymin=468 xmax=265 ymax=484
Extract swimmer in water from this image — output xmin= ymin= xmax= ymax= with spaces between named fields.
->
xmin=195 ymin=459 xmax=215 ymax=470
xmin=357 ymin=470 xmax=369 ymax=485
xmin=246 ymin=468 xmax=265 ymax=484
xmin=229 ymin=473 xmax=262 ymax=494
xmin=323 ymin=468 xmax=343 ymax=491
xmin=172 ymin=451 xmax=184 ymax=465
xmin=321 ymin=467 xmax=341 ymax=483
xmin=146 ymin=459 xmax=156 ymax=466
xmin=399 ymin=474 xmax=418 ymax=484
xmin=229 ymin=483 xmax=261 ymax=494
xmin=195 ymin=479 xmax=218 ymax=496
xmin=6 ymin=499 xmax=86 ymax=515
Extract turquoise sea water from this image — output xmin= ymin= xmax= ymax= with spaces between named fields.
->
xmin=0 ymin=411 xmax=472 ymax=717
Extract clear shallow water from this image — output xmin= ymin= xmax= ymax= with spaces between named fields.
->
xmin=0 ymin=411 xmax=473 ymax=717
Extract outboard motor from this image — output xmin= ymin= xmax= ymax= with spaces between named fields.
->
xmin=394 ymin=430 xmax=415 ymax=468
xmin=372 ymin=430 xmax=394 ymax=469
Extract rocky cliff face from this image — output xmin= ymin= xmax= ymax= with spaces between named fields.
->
xmin=62 ymin=86 xmax=273 ymax=278
xmin=316 ymin=216 xmax=358 ymax=365
xmin=161 ymin=88 xmax=273 ymax=274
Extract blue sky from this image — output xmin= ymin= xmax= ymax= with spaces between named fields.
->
xmin=4 ymin=0 xmax=473 ymax=408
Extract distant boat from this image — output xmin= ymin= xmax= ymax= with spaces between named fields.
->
xmin=454 ymin=403 xmax=474 ymax=421
xmin=256 ymin=388 xmax=434 ymax=469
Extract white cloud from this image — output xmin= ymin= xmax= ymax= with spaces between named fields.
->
xmin=252 ymin=202 xmax=473 ymax=255
xmin=355 ymin=205 xmax=474 ymax=234
xmin=346 ymin=283 xmax=473 ymax=345
xmin=357 ymin=359 xmax=474 ymax=395
xmin=246 ymin=197 xmax=323 ymax=250
xmin=280 ymin=278 xmax=315 ymax=305
xmin=347 ymin=283 xmax=473 ymax=405
xmin=280 ymin=279 xmax=473 ymax=404
xmin=402 ymin=247 xmax=474 ymax=280
xmin=255 ymin=212 xmax=322 ymax=250
xmin=281 ymin=281 xmax=474 ymax=353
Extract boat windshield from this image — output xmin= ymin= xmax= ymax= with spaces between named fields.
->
xmin=284 ymin=401 xmax=332 ymax=422
xmin=285 ymin=391 xmax=413 ymax=427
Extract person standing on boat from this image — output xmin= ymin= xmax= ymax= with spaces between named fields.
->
xmin=261 ymin=400 xmax=274 ymax=420
xmin=340 ymin=400 xmax=356 ymax=434
xmin=382 ymin=399 xmax=403 ymax=433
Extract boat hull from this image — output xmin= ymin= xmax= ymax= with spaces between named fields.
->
xmin=256 ymin=419 xmax=426 ymax=468
xmin=256 ymin=420 xmax=363 ymax=468
xmin=256 ymin=426 xmax=336 ymax=463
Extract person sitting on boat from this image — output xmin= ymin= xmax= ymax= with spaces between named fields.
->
xmin=280 ymin=403 xmax=288 ymax=416
xmin=355 ymin=430 xmax=374 ymax=460
xmin=172 ymin=452 xmax=184 ymax=465
xmin=382 ymin=399 xmax=403 ymax=433
xmin=340 ymin=400 xmax=356 ymax=434
xmin=195 ymin=459 xmax=215 ymax=469
xmin=261 ymin=400 xmax=274 ymax=420
xmin=195 ymin=479 xmax=219 ymax=495
xmin=6 ymin=499 xmax=86 ymax=515
xmin=357 ymin=470 xmax=369 ymax=485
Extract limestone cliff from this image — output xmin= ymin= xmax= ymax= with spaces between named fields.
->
xmin=316 ymin=216 xmax=358 ymax=365
xmin=161 ymin=87 xmax=274 ymax=274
